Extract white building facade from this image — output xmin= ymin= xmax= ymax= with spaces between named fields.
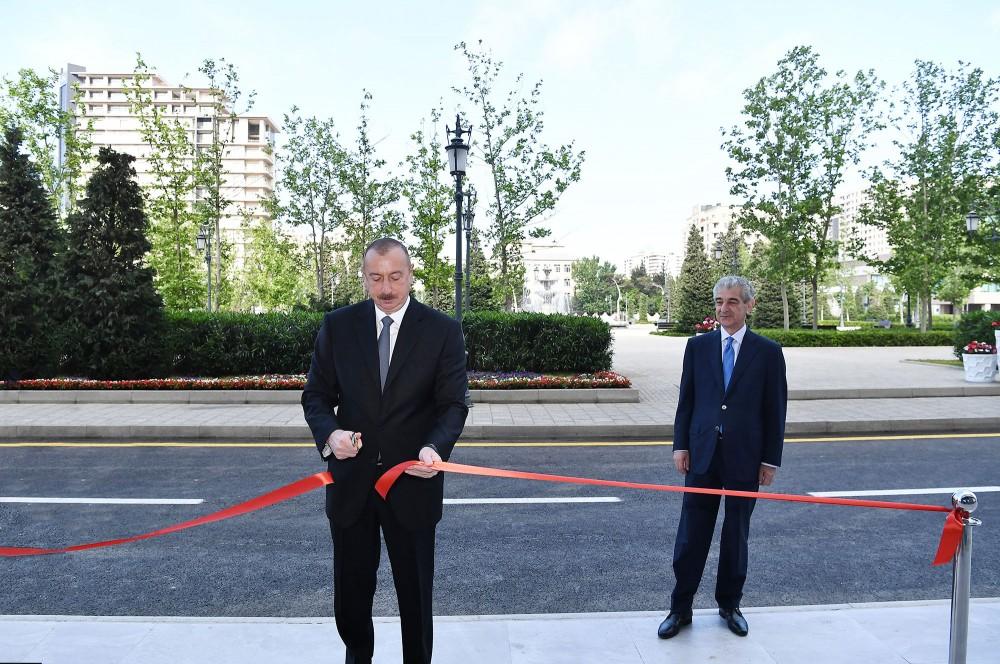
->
xmin=59 ymin=64 xmax=279 ymax=263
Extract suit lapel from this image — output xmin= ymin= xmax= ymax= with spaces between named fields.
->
xmin=354 ymin=300 xmax=381 ymax=394
xmin=383 ymin=299 xmax=426 ymax=393
xmin=707 ymin=329 xmax=724 ymax=394
xmin=724 ymin=329 xmax=762 ymax=397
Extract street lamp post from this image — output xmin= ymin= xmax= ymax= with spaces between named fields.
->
xmin=463 ymin=186 xmax=477 ymax=313
xmin=445 ymin=115 xmax=471 ymax=322
xmin=196 ymin=224 xmax=213 ymax=312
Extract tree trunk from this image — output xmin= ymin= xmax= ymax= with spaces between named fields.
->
xmin=811 ymin=277 xmax=819 ymax=330
xmin=780 ymin=282 xmax=789 ymax=331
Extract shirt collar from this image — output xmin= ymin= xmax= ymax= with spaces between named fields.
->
xmin=374 ymin=297 xmax=410 ymax=326
xmin=721 ymin=324 xmax=748 ymax=346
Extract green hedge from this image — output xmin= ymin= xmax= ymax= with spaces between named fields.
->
xmin=159 ymin=310 xmax=613 ymax=377
xmin=165 ymin=311 xmax=323 ymax=376
xmin=756 ymin=328 xmax=952 ymax=347
xmin=652 ymin=328 xmax=953 ymax=347
xmin=952 ymin=310 xmax=1000 ymax=358
xmin=463 ymin=311 xmax=612 ymax=372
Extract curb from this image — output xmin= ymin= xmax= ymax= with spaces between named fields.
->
xmin=6 ymin=417 xmax=1000 ymax=441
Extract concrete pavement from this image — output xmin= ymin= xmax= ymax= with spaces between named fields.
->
xmin=2 ymin=600 xmax=998 ymax=664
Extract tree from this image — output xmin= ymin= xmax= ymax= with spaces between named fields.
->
xmin=403 ymin=107 xmax=454 ymax=311
xmin=336 ymin=90 xmax=406 ymax=303
xmin=801 ymin=56 xmax=882 ymax=329
xmin=709 ymin=223 xmax=749 ymax=281
xmin=936 ymin=267 xmax=972 ymax=319
xmin=570 ymin=256 xmax=618 ymax=315
xmin=676 ymin=225 xmax=715 ymax=331
xmin=856 ymin=60 xmax=999 ymax=331
xmin=455 ymin=40 xmax=585 ymax=310
xmin=0 ymin=67 xmax=93 ymax=217
xmin=235 ymin=214 xmax=309 ymax=312
xmin=467 ymin=228 xmax=500 ymax=312
xmin=194 ymin=58 xmax=256 ymax=310
xmin=747 ymin=242 xmax=801 ymax=328
xmin=724 ymin=46 xmax=823 ymax=330
xmin=263 ymin=106 xmax=349 ymax=308
xmin=0 ymin=126 xmax=63 ymax=379
xmin=60 ymin=148 xmax=165 ymax=378
xmin=123 ymin=54 xmax=204 ymax=310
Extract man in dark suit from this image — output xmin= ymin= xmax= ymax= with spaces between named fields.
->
xmin=302 ymin=238 xmax=469 ymax=664
xmin=658 ymin=276 xmax=786 ymax=640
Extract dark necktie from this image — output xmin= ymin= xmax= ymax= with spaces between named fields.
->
xmin=378 ymin=315 xmax=392 ymax=391
xmin=723 ymin=335 xmax=735 ymax=391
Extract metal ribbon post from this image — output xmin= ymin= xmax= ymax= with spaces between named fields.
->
xmin=948 ymin=490 xmax=981 ymax=664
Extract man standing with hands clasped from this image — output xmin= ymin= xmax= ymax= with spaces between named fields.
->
xmin=658 ymin=276 xmax=787 ymax=640
xmin=302 ymin=238 xmax=469 ymax=664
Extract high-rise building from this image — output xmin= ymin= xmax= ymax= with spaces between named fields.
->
xmin=59 ymin=64 xmax=279 ymax=263
xmin=682 ymin=203 xmax=763 ymax=255
xmin=623 ymin=251 xmax=682 ymax=278
xmin=521 ymin=239 xmax=577 ymax=314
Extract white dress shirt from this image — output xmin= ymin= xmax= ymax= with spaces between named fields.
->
xmin=720 ymin=324 xmax=747 ymax=365
xmin=374 ymin=296 xmax=410 ymax=363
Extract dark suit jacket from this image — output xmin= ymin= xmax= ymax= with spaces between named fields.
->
xmin=301 ymin=298 xmax=469 ymax=529
xmin=673 ymin=328 xmax=787 ymax=483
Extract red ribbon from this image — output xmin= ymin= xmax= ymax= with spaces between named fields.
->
xmin=0 ymin=472 xmax=332 ymax=558
xmin=1 ymin=462 xmax=964 ymax=566
xmin=377 ymin=461 xmax=962 ymax=566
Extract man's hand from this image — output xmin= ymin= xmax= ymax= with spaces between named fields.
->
xmin=673 ymin=450 xmax=690 ymax=474
xmin=329 ymin=429 xmax=362 ymax=460
xmin=405 ymin=446 xmax=442 ymax=478
xmin=758 ymin=464 xmax=777 ymax=486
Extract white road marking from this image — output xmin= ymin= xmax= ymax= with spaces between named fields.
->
xmin=808 ymin=486 xmax=1000 ymax=498
xmin=445 ymin=497 xmax=621 ymax=505
xmin=0 ymin=497 xmax=204 ymax=505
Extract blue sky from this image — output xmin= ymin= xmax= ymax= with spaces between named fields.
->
xmin=2 ymin=0 xmax=998 ymax=268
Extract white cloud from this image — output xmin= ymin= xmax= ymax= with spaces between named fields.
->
xmin=991 ymin=8 xmax=1000 ymax=30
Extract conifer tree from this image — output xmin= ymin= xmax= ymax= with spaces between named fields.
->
xmin=60 ymin=148 xmax=166 ymax=378
xmin=676 ymin=225 xmax=716 ymax=331
xmin=0 ymin=126 xmax=63 ymax=379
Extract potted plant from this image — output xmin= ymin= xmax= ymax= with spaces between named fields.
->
xmin=961 ymin=340 xmax=997 ymax=383
xmin=694 ymin=317 xmax=719 ymax=335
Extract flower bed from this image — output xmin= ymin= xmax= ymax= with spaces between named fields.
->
xmin=467 ymin=370 xmax=631 ymax=389
xmin=6 ymin=371 xmax=632 ymax=391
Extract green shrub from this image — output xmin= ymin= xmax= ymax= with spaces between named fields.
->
xmin=953 ymin=310 xmax=1000 ymax=358
xmin=463 ymin=312 xmax=612 ymax=372
xmin=165 ymin=311 xmax=322 ymax=376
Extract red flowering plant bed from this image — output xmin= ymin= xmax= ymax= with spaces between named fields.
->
xmin=7 ymin=376 xmax=307 ymax=390
xmin=962 ymin=340 xmax=996 ymax=354
xmin=7 ymin=371 xmax=632 ymax=391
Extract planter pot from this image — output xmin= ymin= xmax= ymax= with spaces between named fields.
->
xmin=962 ymin=353 xmax=997 ymax=383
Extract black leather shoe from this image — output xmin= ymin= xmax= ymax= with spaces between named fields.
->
xmin=719 ymin=607 xmax=748 ymax=636
xmin=657 ymin=611 xmax=692 ymax=639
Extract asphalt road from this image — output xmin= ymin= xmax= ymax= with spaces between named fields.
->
xmin=0 ymin=435 xmax=997 ymax=617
